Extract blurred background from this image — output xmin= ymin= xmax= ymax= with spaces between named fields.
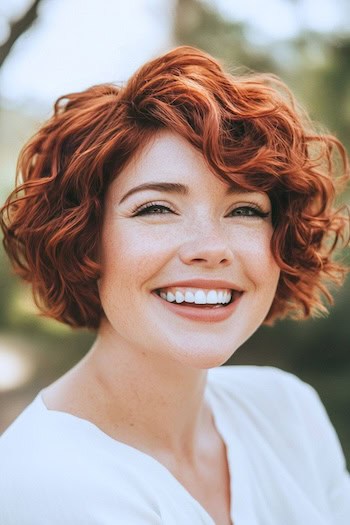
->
xmin=0 ymin=0 xmax=349 ymax=462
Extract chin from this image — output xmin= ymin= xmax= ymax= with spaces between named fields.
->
xmin=168 ymin=341 xmax=241 ymax=371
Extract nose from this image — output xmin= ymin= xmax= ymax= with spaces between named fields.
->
xmin=178 ymin=228 xmax=234 ymax=269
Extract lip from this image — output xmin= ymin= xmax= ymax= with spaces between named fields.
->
xmin=153 ymin=279 xmax=244 ymax=292
xmin=152 ymin=290 xmax=244 ymax=322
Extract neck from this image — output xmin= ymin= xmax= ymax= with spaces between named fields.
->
xmin=79 ymin=318 xmax=213 ymax=462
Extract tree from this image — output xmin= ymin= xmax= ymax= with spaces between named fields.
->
xmin=175 ymin=0 xmax=275 ymax=72
xmin=0 ymin=0 xmax=42 ymax=69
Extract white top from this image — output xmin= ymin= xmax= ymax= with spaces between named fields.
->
xmin=0 ymin=365 xmax=349 ymax=525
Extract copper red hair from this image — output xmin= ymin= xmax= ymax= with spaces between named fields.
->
xmin=1 ymin=46 xmax=349 ymax=329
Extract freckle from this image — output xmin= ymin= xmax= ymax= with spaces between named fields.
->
xmin=129 ymin=422 xmax=135 ymax=427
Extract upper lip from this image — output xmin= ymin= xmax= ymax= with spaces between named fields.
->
xmin=153 ymin=279 xmax=244 ymax=292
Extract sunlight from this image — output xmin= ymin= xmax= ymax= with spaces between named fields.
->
xmin=0 ymin=342 xmax=34 ymax=392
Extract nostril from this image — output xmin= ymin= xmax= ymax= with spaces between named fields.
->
xmin=178 ymin=240 xmax=234 ymax=268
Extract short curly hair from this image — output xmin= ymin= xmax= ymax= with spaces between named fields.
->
xmin=1 ymin=45 xmax=349 ymax=330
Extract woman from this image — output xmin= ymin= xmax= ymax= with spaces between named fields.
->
xmin=0 ymin=46 xmax=349 ymax=525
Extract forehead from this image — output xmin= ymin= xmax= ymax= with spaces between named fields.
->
xmin=121 ymin=130 xmax=209 ymax=183
xmin=107 ymin=130 xmax=271 ymax=207
xmin=111 ymin=130 xmax=244 ymax=200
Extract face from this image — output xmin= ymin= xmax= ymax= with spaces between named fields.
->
xmin=98 ymin=131 xmax=280 ymax=369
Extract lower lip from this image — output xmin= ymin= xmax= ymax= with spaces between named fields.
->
xmin=152 ymin=292 xmax=243 ymax=322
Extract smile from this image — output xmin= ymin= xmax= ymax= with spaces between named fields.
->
xmin=155 ymin=287 xmax=235 ymax=306
xmin=152 ymin=286 xmax=243 ymax=322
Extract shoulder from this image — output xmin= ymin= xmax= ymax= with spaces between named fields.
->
xmin=208 ymin=364 xmax=314 ymax=407
xmin=0 ymin=395 xmax=45 ymax=460
xmin=208 ymin=365 xmax=349 ymax=500
xmin=0 ymin=396 xmax=161 ymax=524
xmin=208 ymin=362 xmax=304 ymax=388
xmin=208 ymin=365 xmax=334 ymax=435
xmin=0 ymin=396 xmax=85 ymax=523
xmin=207 ymin=365 xmax=342 ymax=462
xmin=0 ymin=394 xmax=86 ymax=468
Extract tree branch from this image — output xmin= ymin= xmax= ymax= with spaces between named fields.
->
xmin=0 ymin=0 xmax=42 ymax=69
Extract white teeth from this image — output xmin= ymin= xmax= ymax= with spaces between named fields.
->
xmin=184 ymin=290 xmax=195 ymax=303
xmin=224 ymin=291 xmax=231 ymax=304
xmin=159 ymin=288 xmax=234 ymax=305
xmin=175 ymin=291 xmax=185 ymax=303
xmin=166 ymin=291 xmax=176 ymax=302
xmin=194 ymin=290 xmax=207 ymax=304
xmin=206 ymin=290 xmax=218 ymax=304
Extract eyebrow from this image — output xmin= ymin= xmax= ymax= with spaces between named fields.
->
xmin=118 ymin=182 xmax=252 ymax=205
xmin=118 ymin=183 xmax=188 ymax=204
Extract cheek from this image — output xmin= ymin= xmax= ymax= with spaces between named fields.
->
xmin=100 ymin=224 xmax=175 ymax=289
xmin=235 ymin=228 xmax=280 ymax=289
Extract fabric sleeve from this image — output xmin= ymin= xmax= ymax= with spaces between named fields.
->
xmin=284 ymin=372 xmax=350 ymax=524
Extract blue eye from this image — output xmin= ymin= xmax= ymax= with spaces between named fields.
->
xmin=133 ymin=203 xmax=174 ymax=216
xmin=228 ymin=206 xmax=270 ymax=218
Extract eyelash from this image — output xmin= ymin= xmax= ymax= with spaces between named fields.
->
xmin=131 ymin=201 xmax=270 ymax=219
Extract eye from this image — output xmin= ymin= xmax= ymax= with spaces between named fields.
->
xmin=132 ymin=202 xmax=176 ymax=216
xmin=227 ymin=205 xmax=270 ymax=218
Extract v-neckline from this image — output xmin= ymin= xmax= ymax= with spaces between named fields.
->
xmin=35 ymin=379 xmax=256 ymax=524
xmin=205 ymin=383 xmax=257 ymax=525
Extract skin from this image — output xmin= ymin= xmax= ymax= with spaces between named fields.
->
xmin=43 ymin=130 xmax=281 ymax=524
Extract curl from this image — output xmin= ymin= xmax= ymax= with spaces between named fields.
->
xmin=1 ymin=45 xmax=349 ymax=329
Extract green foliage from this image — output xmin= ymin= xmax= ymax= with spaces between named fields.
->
xmin=175 ymin=0 xmax=276 ymax=72
xmin=0 ymin=248 xmax=14 ymax=328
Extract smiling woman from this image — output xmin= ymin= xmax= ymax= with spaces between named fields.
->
xmin=97 ymin=131 xmax=280 ymax=367
xmin=0 ymin=46 xmax=349 ymax=525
